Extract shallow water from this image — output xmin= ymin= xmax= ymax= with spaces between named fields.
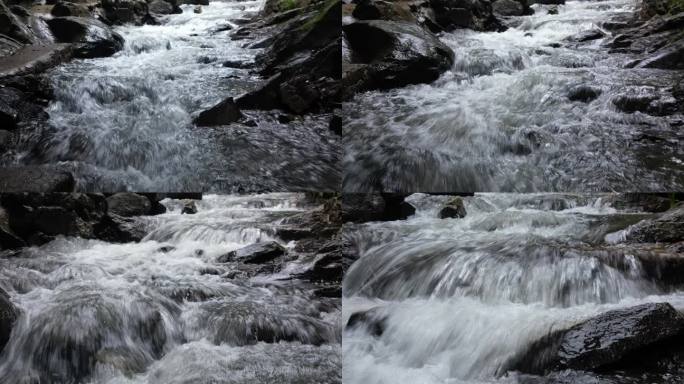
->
xmin=8 ymin=1 xmax=340 ymax=192
xmin=0 ymin=194 xmax=341 ymax=384
xmin=342 ymin=193 xmax=684 ymax=383
xmin=343 ymin=0 xmax=684 ymax=192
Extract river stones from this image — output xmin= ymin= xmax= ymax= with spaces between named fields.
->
xmin=620 ymin=204 xmax=684 ymax=244
xmin=46 ymin=16 xmax=124 ymax=58
xmin=101 ymin=0 xmax=149 ymax=25
xmin=439 ymin=197 xmax=467 ymax=219
xmin=343 ymin=20 xmax=455 ymax=93
xmin=0 ymin=287 xmax=18 ymax=353
xmin=106 ymin=192 xmax=152 ymax=217
xmin=0 ymin=0 xmax=34 ymax=43
xmin=508 ymin=303 xmax=684 ymax=374
xmin=51 ymin=1 xmax=91 ymax=17
xmin=0 ymin=165 xmax=75 ymax=192
xmin=346 ymin=307 xmax=387 ymax=337
xmin=342 ymin=193 xmax=415 ymax=223
xmin=567 ymin=85 xmax=602 ymax=103
xmin=217 ymin=241 xmax=287 ymax=264
xmin=94 ymin=213 xmax=148 ymax=242
xmin=492 ymin=0 xmax=524 ymax=17
xmin=193 ymin=97 xmax=243 ymax=126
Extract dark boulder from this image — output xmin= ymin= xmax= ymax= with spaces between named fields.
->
xmin=622 ymin=205 xmax=684 ymax=244
xmin=568 ymin=29 xmax=606 ymax=43
xmin=0 ymin=206 xmax=25 ymax=249
xmin=492 ymin=0 xmax=524 ymax=17
xmin=530 ymin=0 xmax=564 ymax=4
xmin=352 ymin=0 xmax=415 ymax=21
xmin=439 ymin=197 xmax=467 ymax=219
xmin=342 ymin=193 xmax=415 ymax=222
xmin=419 ymin=0 xmax=505 ymax=32
xmin=0 ymin=288 xmax=18 ymax=353
xmin=235 ymin=73 xmax=282 ymax=111
xmin=638 ymin=39 xmax=684 ymax=70
xmin=51 ymin=1 xmax=91 ymax=17
xmin=46 ymin=16 xmax=124 ymax=58
xmin=0 ymin=84 xmax=49 ymax=131
xmin=94 ymin=213 xmax=147 ymax=242
xmin=101 ymin=0 xmax=149 ymax=24
xmin=217 ymin=241 xmax=286 ymax=264
xmin=194 ymin=97 xmax=242 ymax=126
xmin=106 ymin=193 xmax=152 ymax=217
xmin=181 ymin=200 xmax=197 ymax=214
xmin=343 ymin=20 xmax=455 ymax=93
xmin=567 ymin=85 xmax=601 ymax=103
xmin=346 ymin=307 xmax=386 ymax=337
xmin=508 ymin=303 xmax=684 ymax=374
xmin=148 ymin=0 xmax=174 ymax=14
xmin=0 ymin=165 xmax=75 ymax=192
xmin=0 ymin=0 xmax=34 ymax=43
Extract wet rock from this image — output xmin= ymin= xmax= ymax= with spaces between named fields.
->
xmin=638 ymin=39 xmax=684 ymax=70
xmin=101 ymin=0 xmax=149 ymax=25
xmin=148 ymin=0 xmax=174 ymax=14
xmin=222 ymin=60 xmax=248 ymax=68
xmin=0 ymin=43 xmax=73 ymax=77
xmin=46 ymin=16 xmax=125 ymax=58
xmin=606 ymin=193 xmax=672 ymax=213
xmin=352 ymin=0 xmax=415 ymax=21
xmin=342 ymin=193 xmax=415 ymax=222
xmin=235 ymin=74 xmax=281 ymax=111
xmin=0 ymin=0 xmax=34 ymax=43
xmin=418 ymin=0 xmax=506 ymax=32
xmin=51 ymin=1 xmax=91 ymax=17
xmin=343 ymin=20 xmax=455 ymax=93
xmin=568 ymin=29 xmax=605 ymax=42
xmin=508 ymin=303 xmax=684 ymax=374
xmin=567 ymin=85 xmax=601 ymax=103
xmin=94 ymin=213 xmax=147 ymax=242
xmin=547 ymin=6 xmax=558 ymax=14
xmin=329 ymin=114 xmax=342 ymax=135
xmin=622 ymin=205 xmax=684 ymax=243
xmin=0 ymin=129 xmax=12 ymax=150
xmin=439 ymin=196 xmax=467 ymax=219
xmin=106 ymin=192 xmax=152 ymax=217
xmin=0 ymin=206 xmax=25 ymax=249
xmin=530 ymin=0 xmax=564 ymax=4
xmin=0 ymin=165 xmax=75 ymax=192
xmin=346 ymin=307 xmax=386 ymax=337
xmin=217 ymin=241 xmax=287 ymax=264
xmin=181 ymin=200 xmax=197 ymax=214
xmin=9 ymin=5 xmax=29 ymax=18
xmin=193 ymin=97 xmax=243 ymax=126
xmin=0 ymin=287 xmax=18 ymax=353
xmin=279 ymin=75 xmax=320 ymax=114
xmin=193 ymin=5 xmax=202 ymax=13
xmin=492 ymin=0 xmax=524 ymax=17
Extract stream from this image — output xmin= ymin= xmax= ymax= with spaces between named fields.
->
xmin=8 ymin=1 xmax=340 ymax=192
xmin=0 ymin=193 xmax=341 ymax=383
xmin=343 ymin=193 xmax=684 ymax=383
xmin=343 ymin=0 xmax=684 ymax=192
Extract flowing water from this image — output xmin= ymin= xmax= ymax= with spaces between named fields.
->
xmin=0 ymin=194 xmax=341 ymax=383
xmin=343 ymin=193 xmax=684 ymax=383
xmin=7 ymin=1 xmax=340 ymax=192
xmin=343 ymin=0 xmax=684 ymax=192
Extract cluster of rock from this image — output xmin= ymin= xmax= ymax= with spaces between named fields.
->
xmin=193 ymin=0 xmax=341 ymax=131
xmin=606 ymin=0 xmax=684 ymax=70
xmin=341 ymin=193 xmax=471 ymax=222
xmin=341 ymin=0 xmax=541 ymax=97
xmin=0 ymin=192 xmax=199 ymax=249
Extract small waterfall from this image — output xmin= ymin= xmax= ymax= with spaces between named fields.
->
xmin=342 ymin=193 xmax=684 ymax=383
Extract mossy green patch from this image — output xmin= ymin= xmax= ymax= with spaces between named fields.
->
xmin=279 ymin=0 xmax=300 ymax=11
xmin=300 ymin=0 xmax=338 ymax=31
xmin=667 ymin=0 xmax=684 ymax=13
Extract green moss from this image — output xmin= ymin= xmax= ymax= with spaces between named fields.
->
xmin=279 ymin=0 xmax=300 ymax=11
xmin=667 ymin=0 xmax=684 ymax=13
xmin=300 ymin=0 xmax=337 ymax=31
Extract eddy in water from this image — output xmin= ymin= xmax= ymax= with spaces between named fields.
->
xmin=0 ymin=193 xmax=342 ymax=383
xmin=343 ymin=193 xmax=684 ymax=383
xmin=342 ymin=0 xmax=684 ymax=192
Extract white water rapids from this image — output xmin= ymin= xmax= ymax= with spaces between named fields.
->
xmin=342 ymin=193 xmax=684 ymax=384
xmin=0 ymin=194 xmax=341 ymax=384
xmin=343 ymin=0 xmax=684 ymax=192
xmin=10 ymin=1 xmax=340 ymax=192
